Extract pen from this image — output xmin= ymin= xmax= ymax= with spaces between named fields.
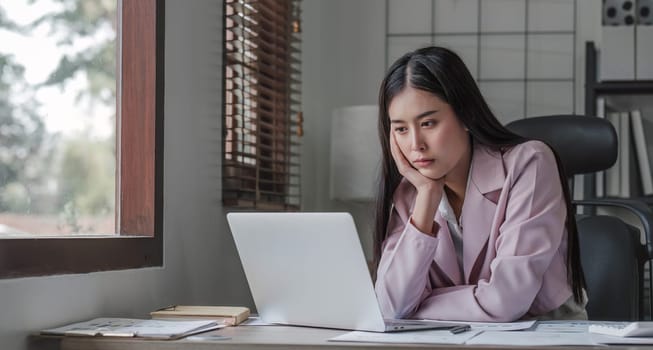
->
xmin=449 ymin=325 xmax=471 ymax=334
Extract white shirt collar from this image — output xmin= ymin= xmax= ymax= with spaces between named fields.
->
xmin=437 ymin=160 xmax=474 ymax=226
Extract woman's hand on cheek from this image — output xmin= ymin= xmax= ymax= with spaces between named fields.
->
xmin=390 ymin=133 xmax=444 ymax=196
xmin=390 ymin=132 xmax=443 ymax=235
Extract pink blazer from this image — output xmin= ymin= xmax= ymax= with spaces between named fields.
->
xmin=375 ymin=140 xmax=573 ymax=322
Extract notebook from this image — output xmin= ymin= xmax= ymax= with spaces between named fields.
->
xmin=226 ymin=212 xmax=464 ymax=332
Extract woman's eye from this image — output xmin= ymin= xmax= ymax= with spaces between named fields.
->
xmin=421 ymin=120 xmax=435 ymax=127
xmin=394 ymin=127 xmax=407 ymax=133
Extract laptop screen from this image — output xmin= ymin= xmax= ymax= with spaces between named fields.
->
xmin=227 ymin=212 xmax=387 ymax=331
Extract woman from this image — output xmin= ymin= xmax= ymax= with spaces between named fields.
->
xmin=374 ymin=46 xmax=587 ymax=322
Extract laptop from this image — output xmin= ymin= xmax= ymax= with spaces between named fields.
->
xmin=226 ymin=212 xmax=465 ymax=332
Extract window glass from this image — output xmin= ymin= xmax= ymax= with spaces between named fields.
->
xmin=0 ymin=0 xmax=117 ymax=236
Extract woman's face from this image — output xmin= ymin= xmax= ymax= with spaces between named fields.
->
xmin=387 ymin=85 xmax=471 ymax=182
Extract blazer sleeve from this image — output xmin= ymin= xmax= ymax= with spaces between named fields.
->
xmin=374 ymin=201 xmax=440 ymax=319
xmin=412 ymin=146 xmax=568 ymax=322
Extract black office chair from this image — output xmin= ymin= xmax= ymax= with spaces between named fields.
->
xmin=507 ymin=115 xmax=653 ymax=321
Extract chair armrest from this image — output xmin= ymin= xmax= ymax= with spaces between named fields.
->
xmin=574 ymin=198 xmax=653 ymax=259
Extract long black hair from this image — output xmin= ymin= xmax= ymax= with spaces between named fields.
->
xmin=373 ymin=46 xmax=585 ymax=303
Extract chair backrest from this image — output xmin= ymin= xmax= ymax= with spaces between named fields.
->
xmin=506 ymin=115 xmax=647 ymax=320
xmin=506 ymin=115 xmax=618 ymax=176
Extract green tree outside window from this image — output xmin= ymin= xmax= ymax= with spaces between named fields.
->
xmin=0 ymin=0 xmax=117 ymax=235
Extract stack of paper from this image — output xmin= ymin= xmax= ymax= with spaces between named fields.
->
xmin=329 ymin=320 xmax=653 ymax=346
xmin=41 ymin=317 xmax=224 ymax=340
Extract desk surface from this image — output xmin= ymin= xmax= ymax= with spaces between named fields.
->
xmin=41 ymin=324 xmax=653 ymax=350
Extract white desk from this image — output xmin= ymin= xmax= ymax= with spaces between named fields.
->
xmin=34 ymin=324 xmax=653 ymax=350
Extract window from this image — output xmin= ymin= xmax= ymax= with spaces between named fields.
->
xmin=222 ymin=0 xmax=302 ymax=210
xmin=0 ymin=0 xmax=118 ymax=236
xmin=0 ymin=0 xmax=163 ymax=278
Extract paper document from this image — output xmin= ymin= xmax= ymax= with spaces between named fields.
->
xmin=330 ymin=320 xmax=653 ymax=346
xmin=591 ymin=334 xmax=653 ymax=345
xmin=330 ymin=329 xmax=481 ymax=345
xmin=466 ymin=331 xmax=598 ymax=346
xmin=421 ymin=319 xmax=535 ymax=332
xmin=534 ymin=320 xmax=622 ymax=333
xmin=41 ymin=318 xmax=224 ymax=339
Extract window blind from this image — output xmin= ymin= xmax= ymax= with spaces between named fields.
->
xmin=223 ymin=0 xmax=302 ymax=210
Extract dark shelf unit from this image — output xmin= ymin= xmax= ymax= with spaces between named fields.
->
xmin=586 ymin=41 xmax=653 ymax=116
xmin=584 ymin=41 xmax=653 ymax=199
xmin=584 ymin=41 xmax=653 ymax=320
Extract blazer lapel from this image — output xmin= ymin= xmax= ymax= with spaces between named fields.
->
xmin=433 ymin=212 xmax=464 ymax=285
xmin=461 ymin=145 xmax=505 ymax=281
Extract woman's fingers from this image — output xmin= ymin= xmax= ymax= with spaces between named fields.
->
xmin=390 ymin=133 xmax=413 ymax=175
xmin=390 ymin=133 xmax=426 ymax=184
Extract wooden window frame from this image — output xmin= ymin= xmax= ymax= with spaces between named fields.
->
xmin=0 ymin=0 xmax=164 ymax=278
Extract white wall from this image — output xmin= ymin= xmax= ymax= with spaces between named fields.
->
xmin=576 ymin=0 xmax=602 ymax=113
xmin=301 ymin=0 xmax=386 ymax=259
xmin=0 ymin=2 xmax=253 ymax=349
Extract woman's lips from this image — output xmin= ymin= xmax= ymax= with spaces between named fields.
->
xmin=413 ymin=159 xmax=434 ymax=168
